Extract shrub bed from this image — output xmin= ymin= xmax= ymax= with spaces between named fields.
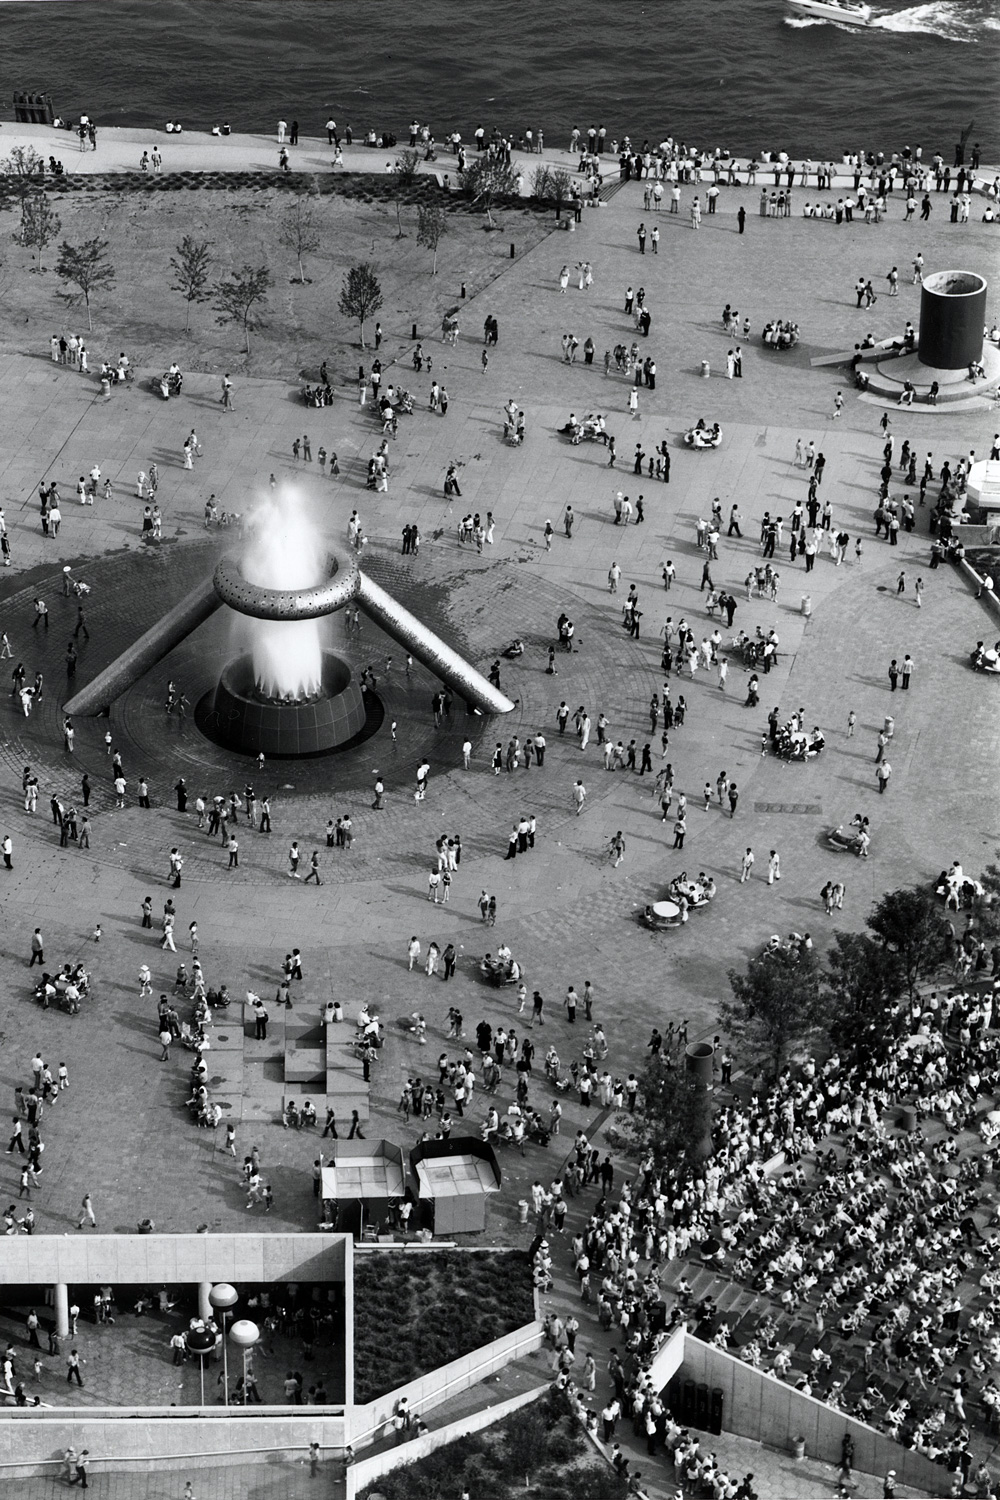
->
xmin=358 ymin=1389 xmax=623 ymax=1500
xmin=9 ymin=169 xmax=547 ymax=219
xmin=353 ymin=1249 xmax=535 ymax=1403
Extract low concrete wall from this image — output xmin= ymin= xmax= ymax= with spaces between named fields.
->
xmin=959 ymin=558 xmax=1000 ymax=624
xmin=348 ymin=1319 xmax=544 ymax=1447
xmin=0 ymin=1416 xmax=346 ymax=1478
xmin=0 ymin=1232 xmax=349 ymax=1286
xmin=956 ymin=525 xmax=1000 ymax=546
xmin=679 ymin=1338 xmax=944 ymax=1494
xmin=645 ymin=1322 xmax=686 ymax=1392
xmin=346 ymin=1385 xmax=546 ymax=1499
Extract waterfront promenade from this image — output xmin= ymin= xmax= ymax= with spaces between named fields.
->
xmin=3 ymin=118 xmax=997 ymax=197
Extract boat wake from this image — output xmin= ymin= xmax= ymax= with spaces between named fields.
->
xmin=786 ymin=0 xmax=988 ymax=35
xmin=869 ymin=0 xmax=981 ymax=40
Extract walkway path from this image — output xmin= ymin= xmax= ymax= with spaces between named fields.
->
xmin=5 ymin=119 xmax=995 ymax=200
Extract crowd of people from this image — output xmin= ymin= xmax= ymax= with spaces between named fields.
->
xmin=528 ymin=950 xmax=1000 ymax=1491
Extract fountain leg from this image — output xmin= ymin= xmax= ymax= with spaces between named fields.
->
xmin=355 ymin=571 xmax=515 ymax=716
xmin=63 ymin=577 xmax=223 ymax=717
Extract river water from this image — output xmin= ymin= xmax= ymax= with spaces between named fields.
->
xmin=0 ymin=0 xmax=996 ymax=160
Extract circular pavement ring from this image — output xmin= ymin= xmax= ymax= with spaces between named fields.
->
xmin=212 ymin=550 xmax=360 ymax=620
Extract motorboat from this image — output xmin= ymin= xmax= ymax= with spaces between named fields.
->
xmin=786 ymin=0 xmax=872 ymax=23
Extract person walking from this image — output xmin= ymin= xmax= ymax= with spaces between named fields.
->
xmin=77 ymin=1193 xmax=97 ymax=1229
xmin=877 ymin=760 xmax=892 ymax=794
xmin=304 ymin=850 xmax=322 ymax=884
xmin=573 ymin=780 xmax=587 ymax=816
xmin=740 ymin=847 xmax=754 ymax=882
xmin=161 ymin=910 xmax=177 ymax=953
xmin=767 ymin=849 xmax=781 ymax=884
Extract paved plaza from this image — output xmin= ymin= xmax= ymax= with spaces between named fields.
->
xmin=0 ymin=126 xmax=997 ymax=1493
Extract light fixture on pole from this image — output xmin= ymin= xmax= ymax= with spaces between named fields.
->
xmin=186 ymin=1326 xmax=215 ymax=1407
xmin=208 ymin=1283 xmax=238 ymax=1407
xmin=229 ymin=1319 xmax=260 ymax=1405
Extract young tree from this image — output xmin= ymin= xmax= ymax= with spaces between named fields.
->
xmin=338 ymin=262 xmax=383 ymax=348
xmin=169 ymin=236 xmax=213 ymax=331
xmin=503 ymin=1404 xmax=548 ymax=1489
xmin=213 ymin=263 xmax=272 ymax=355
xmin=825 ymin=929 xmax=906 ymax=1068
xmin=19 ymin=192 xmax=61 ymax=272
xmin=278 ymin=198 xmax=321 ymax=284
xmin=531 ymin=164 xmax=553 ymax=201
xmin=550 ymin=167 xmax=574 ymax=219
xmin=416 ymin=203 xmax=449 ymax=274
xmin=970 ymin=850 xmax=1000 ymax=943
xmin=866 ymin=886 xmax=951 ymax=1001
xmin=391 ymin=147 xmax=420 ymax=237
xmin=54 ymin=237 xmax=116 ymax=332
xmin=462 ymin=154 xmax=521 ymax=228
xmin=615 ymin=1057 xmax=706 ymax=1172
xmin=0 ymin=145 xmax=44 ymax=204
xmin=720 ymin=946 xmax=822 ymax=1086
xmin=532 ymin=165 xmax=573 ymax=218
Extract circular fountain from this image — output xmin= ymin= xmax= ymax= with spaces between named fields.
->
xmin=63 ymin=485 xmax=515 ymax=765
xmin=205 ymin=649 xmax=369 ymax=756
xmin=201 ymin=495 xmax=373 ymax=758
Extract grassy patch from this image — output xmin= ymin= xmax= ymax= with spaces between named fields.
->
xmin=358 ymin=1388 xmax=623 ymax=1500
xmin=0 ymin=174 xmax=553 ymax=382
xmin=353 ymin=1250 xmax=535 ymax=1403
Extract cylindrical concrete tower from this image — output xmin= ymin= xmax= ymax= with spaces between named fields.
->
xmin=685 ymin=1041 xmax=715 ymax=1160
xmin=918 ymin=270 xmax=986 ymax=369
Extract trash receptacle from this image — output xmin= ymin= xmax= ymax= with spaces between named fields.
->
xmin=568 ymin=219 xmax=575 ymax=231
xmin=700 ymin=360 xmax=711 ymax=379
xmin=899 ymin=1105 xmax=918 ymax=1132
xmin=517 ymin=1199 xmax=529 ymax=1224
xmin=883 ymin=715 xmax=895 ymax=737
xmin=792 ymin=1435 xmax=806 ymax=1460
xmin=801 ymin=594 xmax=812 ymax=616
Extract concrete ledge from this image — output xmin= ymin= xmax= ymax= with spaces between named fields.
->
xmin=959 ymin=558 xmax=1000 ymax=623
xmin=349 ymin=1318 xmax=544 ymax=1445
xmin=345 ymin=1385 xmax=547 ymax=1500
